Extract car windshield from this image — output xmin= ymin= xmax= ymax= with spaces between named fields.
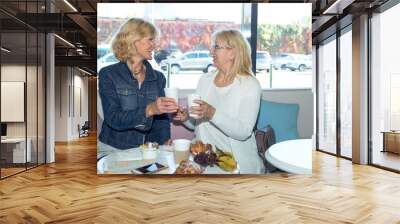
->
xmin=185 ymin=53 xmax=197 ymax=59
xmin=199 ymin=53 xmax=209 ymax=58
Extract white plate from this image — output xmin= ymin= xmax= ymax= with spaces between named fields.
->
xmin=204 ymin=164 xmax=240 ymax=174
xmin=112 ymin=148 xmax=142 ymax=161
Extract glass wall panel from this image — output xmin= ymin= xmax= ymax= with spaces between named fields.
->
xmin=257 ymin=4 xmax=312 ymax=89
xmin=339 ymin=29 xmax=352 ymax=158
xmin=0 ymin=1 xmax=46 ymax=178
xmin=38 ymin=32 xmax=45 ymax=165
xmin=318 ymin=37 xmax=337 ymax=154
xmin=1 ymin=31 xmax=27 ymax=178
xmin=371 ymin=3 xmax=400 ymax=171
xmin=25 ymin=0 xmax=38 ymax=169
xmin=27 ymin=31 xmax=38 ymax=169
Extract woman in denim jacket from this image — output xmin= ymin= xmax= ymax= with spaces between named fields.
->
xmin=98 ymin=18 xmax=178 ymax=158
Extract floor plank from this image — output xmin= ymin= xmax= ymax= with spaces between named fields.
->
xmin=0 ymin=135 xmax=400 ymax=223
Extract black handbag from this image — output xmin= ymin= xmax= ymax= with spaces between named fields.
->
xmin=255 ymin=125 xmax=277 ymax=173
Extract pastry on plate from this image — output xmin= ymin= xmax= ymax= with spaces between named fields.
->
xmin=174 ymin=160 xmax=204 ymax=174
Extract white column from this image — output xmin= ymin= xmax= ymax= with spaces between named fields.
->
xmin=46 ymin=33 xmax=55 ymax=163
xmin=352 ymin=14 xmax=369 ymax=164
xmin=312 ymin=45 xmax=317 ymax=150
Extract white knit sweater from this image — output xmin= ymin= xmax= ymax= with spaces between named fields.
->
xmin=184 ymin=72 xmax=263 ymax=174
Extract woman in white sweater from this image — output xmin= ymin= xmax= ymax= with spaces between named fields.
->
xmin=174 ymin=29 xmax=263 ymax=174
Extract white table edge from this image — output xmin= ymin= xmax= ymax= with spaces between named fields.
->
xmin=265 ymin=139 xmax=312 ymax=175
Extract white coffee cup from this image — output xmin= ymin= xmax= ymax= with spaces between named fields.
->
xmin=164 ymin=153 xmax=176 ymax=174
xmin=172 ymin=139 xmax=191 ymax=163
xmin=164 ymin=87 xmax=179 ymax=102
xmin=187 ymin=93 xmax=201 ymax=118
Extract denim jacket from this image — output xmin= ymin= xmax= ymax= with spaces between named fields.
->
xmin=98 ymin=60 xmax=170 ymax=149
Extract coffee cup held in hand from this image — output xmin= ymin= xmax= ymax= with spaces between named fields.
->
xmin=187 ymin=93 xmax=201 ymax=119
xmin=164 ymin=87 xmax=179 ymax=103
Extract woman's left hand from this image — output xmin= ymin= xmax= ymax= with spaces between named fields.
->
xmin=189 ymin=100 xmax=216 ymax=120
xmin=164 ymin=139 xmax=172 ymax=146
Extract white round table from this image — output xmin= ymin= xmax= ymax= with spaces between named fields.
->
xmin=265 ymin=139 xmax=312 ymax=174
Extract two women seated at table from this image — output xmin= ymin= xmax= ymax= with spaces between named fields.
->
xmin=98 ymin=18 xmax=263 ymax=173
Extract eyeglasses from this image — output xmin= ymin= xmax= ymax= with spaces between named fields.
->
xmin=212 ymin=44 xmax=233 ymax=50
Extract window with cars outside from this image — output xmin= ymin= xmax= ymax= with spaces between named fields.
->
xmin=257 ymin=4 xmax=312 ymax=89
xmin=97 ymin=3 xmax=250 ymax=89
xmin=97 ymin=3 xmax=311 ymax=90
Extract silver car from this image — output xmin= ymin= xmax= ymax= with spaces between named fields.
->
xmin=286 ymin=54 xmax=312 ymax=71
xmin=160 ymin=50 xmax=213 ymax=74
xmin=273 ymin=53 xmax=311 ymax=71
xmin=273 ymin=53 xmax=294 ymax=70
xmin=256 ymin=51 xmax=272 ymax=72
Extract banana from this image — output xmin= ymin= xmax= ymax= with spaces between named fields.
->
xmin=222 ymin=151 xmax=234 ymax=157
xmin=217 ymin=161 xmax=235 ymax=172
xmin=215 ymin=147 xmax=237 ymax=172
xmin=218 ymin=155 xmax=232 ymax=163
xmin=215 ymin=147 xmax=224 ymax=157
xmin=216 ymin=148 xmax=234 ymax=158
xmin=222 ymin=157 xmax=237 ymax=169
xmin=217 ymin=156 xmax=237 ymax=171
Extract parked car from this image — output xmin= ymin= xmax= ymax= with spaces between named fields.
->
xmin=154 ymin=49 xmax=183 ymax=64
xmin=286 ymin=54 xmax=312 ymax=71
xmin=272 ymin=53 xmax=294 ymax=70
xmin=160 ymin=50 xmax=213 ymax=74
xmin=97 ymin=52 xmax=160 ymax=73
xmin=256 ymin=51 xmax=272 ymax=72
xmin=154 ymin=49 xmax=170 ymax=64
xmin=273 ymin=53 xmax=311 ymax=71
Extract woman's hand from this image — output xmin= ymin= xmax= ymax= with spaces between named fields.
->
xmin=164 ymin=139 xmax=172 ymax=145
xmin=189 ymin=100 xmax=216 ymax=120
xmin=146 ymin=97 xmax=178 ymax=117
xmin=173 ymin=106 xmax=189 ymax=122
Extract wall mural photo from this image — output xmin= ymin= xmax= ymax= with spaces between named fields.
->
xmin=96 ymin=3 xmax=312 ymax=175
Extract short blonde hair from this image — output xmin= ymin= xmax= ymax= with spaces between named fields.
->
xmin=112 ymin=18 xmax=158 ymax=62
xmin=212 ymin=29 xmax=253 ymax=77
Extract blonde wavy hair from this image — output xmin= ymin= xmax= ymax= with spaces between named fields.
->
xmin=111 ymin=18 xmax=158 ymax=62
xmin=211 ymin=29 xmax=253 ymax=78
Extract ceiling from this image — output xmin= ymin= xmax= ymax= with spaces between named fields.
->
xmin=0 ymin=0 xmax=393 ymax=75
xmin=309 ymin=0 xmax=389 ymax=43
xmin=1 ymin=0 xmax=98 ymax=74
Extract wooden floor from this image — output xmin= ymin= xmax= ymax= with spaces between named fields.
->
xmin=0 ymin=167 xmax=26 ymax=178
xmin=372 ymin=150 xmax=400 ymax=171
xmin=1 ymin=135 xmax=400 ymax=223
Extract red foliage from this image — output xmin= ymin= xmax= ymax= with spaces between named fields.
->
xmin=98 ymin=18 xmax=239 ymax=53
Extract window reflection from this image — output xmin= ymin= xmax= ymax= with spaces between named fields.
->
xmin=340 ymin=29 xmax=352 ymax=158
xmin=318 ymin=38 xmax=337 ymax=155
